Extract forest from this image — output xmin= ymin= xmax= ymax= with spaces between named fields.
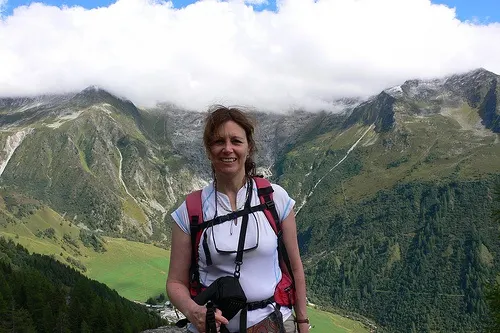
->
xmin=299 ymin=175 xmax=500 ymax=332
xmin=0 ymin=237 xmax=166 ymax=332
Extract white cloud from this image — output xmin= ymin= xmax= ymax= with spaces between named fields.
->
xmin=1 ymin=0 xmax=500 ymax=112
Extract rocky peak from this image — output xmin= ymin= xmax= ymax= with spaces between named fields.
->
xmin=444 ymin=68 xmax=498 ymax=89
xmin=69 ymin=86 xmax=142 ymax=121
xmin=398 ymin=78 xmax=445 ymax=101
xmin=71 ymin=86 xmax=120 ymax=105
xmin=344 ymin=91 xmax=396 ymax=132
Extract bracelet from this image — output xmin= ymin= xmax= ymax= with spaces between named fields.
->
xmin=295 ymin=318 xmax=309 ymax=324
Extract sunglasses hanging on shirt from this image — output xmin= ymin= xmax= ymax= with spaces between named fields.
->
xmin=208 ymin=177 xmax=260 ymax=255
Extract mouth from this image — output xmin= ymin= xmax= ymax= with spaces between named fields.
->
xmin=221 ymin=158 xmax=237 ymax=163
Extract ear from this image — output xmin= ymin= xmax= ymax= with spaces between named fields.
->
xmin=248 ymin=143 xmax=255 ymax=156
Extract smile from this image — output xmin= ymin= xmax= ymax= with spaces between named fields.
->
xmin=221 ymin=158 xmax=237 ymax=162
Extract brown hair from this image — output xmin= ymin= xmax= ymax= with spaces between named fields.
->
xmin=203 ymin=105 xmax=257 ymax=177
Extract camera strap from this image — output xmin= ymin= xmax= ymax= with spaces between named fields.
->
xmin=205 ymin=301 xmax=217 ymax=333
xmin=234 ymin=178 xmax=253 ymax=278
xmin=234 ymin=178 xmax=254 ymax=333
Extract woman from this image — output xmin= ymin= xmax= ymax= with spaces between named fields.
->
xmin=166 ymin=105 xmax=309 ymax=333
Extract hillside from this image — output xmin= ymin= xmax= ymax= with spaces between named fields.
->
xmin=0 ymin=236 xmax=166 ymax=332
xmin=275 ymin=69 xmax=500 ymax=332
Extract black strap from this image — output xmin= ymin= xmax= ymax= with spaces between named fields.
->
xmin=239 ymin=306 xmax=248 ymax=333
xmin=247 ymin=295 xmax=275 ymax=311
xmin=260 ymin=193 xmax=280 ymax=228
xmin=239 ymin=296 xmax=275 ymax=333
xmin=234 ymin=180 xmax=253 ymax=277
xmin=202 ymin=229 xmax=213 ymax=266
xmin=199 ymin=203 xmax=267 ymax=229
xmin=235 ymin=179 xmax=253 ymax=332
xmin=205 ymin=302 xmax=217 ymax=333
xmin=234 ymin=211 xmax=248 ymax=278
xmin=189 ymin=216 xmax=201 ymax=293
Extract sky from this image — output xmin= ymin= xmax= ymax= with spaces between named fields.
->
xmin=1 ymin=0 xmax=500 ymax=111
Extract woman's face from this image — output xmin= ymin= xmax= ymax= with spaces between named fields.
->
xmin=208 ymin=120 xmax=250 ymax=180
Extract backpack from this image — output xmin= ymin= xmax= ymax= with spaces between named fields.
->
xmin=185 ymin=176 xmax=296 ymax=309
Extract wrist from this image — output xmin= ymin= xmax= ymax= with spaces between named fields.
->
xmin=297 ymin=320 xmax=309 ymax=333
xmin=295 ymin=317 xmax=309 ymax=324
xmin=186 ymin=302 xmax=202 ymax=319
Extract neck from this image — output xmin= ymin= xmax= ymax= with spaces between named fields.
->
xmin=215 ymin=173 xmax=247 ymax=195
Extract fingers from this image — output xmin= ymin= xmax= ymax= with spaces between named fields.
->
xmin=215 ymin=308 xmax=229 ymax=325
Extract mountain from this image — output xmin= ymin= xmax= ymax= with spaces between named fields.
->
xmin=0 ymin=69 xmax=499 ymax=332
xmin=275 ymin=68 xmax=500 ymax=332
xmin=0 ymin=88 xmax=207 ymax=244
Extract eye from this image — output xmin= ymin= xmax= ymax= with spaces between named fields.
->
xmin=232 ymin=139 xmax=243 ymax=144
xmin=212 ymin=139 xmax=224 ymax=145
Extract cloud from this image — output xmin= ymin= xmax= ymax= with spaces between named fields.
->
xmin=1 ymin=0 xmax=500 ymax=112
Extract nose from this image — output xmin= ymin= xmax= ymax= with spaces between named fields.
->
xmin=222 ymin=141 xmax=233 ymax=153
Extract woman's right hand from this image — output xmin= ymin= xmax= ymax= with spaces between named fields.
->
xmin=187 ymin=303 xmax=229 ymax=333
xmin=187 ymin=303 xmax=208 ymax=332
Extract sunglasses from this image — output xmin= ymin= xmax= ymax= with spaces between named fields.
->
xmin=208 ymin=212 xmax=260 ymax=254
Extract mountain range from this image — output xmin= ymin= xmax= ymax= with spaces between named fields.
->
xmin=1 ymin=68 xmax=499 ymax=332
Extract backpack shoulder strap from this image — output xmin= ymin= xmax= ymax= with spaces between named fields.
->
xmin=253 ymin=176 xmax=280 ymax=234
xmin=185 ymin=190 xmax=204 ymax=297
xmin=253 ymin=176 xmax=296 ymax=289
xmin=186 ymin=190 xmax=203 ymax=226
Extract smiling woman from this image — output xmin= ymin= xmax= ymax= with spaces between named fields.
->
xmin=166 ymin=105 xmax=309 ymax=333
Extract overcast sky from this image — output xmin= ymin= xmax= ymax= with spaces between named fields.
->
xmin=1 ymin=0 xmax=500 ymax=112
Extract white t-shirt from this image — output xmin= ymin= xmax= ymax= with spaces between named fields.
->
xmin=171 ymin=178 xmax=295 ymax=332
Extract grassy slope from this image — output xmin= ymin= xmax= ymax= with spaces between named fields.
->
xmin=280 ymin=105 xmax=500 ymax=206
xmin=0 ymin=207 xmax=368 ymax=332
xmin=308 ymin=307 xmax=371 ymax=333
xmin=82 ymin=237 xmax=170 ymax=301
xmin=0 ymin=206 xmax=170 ymax=301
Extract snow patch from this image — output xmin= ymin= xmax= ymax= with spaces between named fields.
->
xmin=384 ymin=85 xmax=403 ymax=97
